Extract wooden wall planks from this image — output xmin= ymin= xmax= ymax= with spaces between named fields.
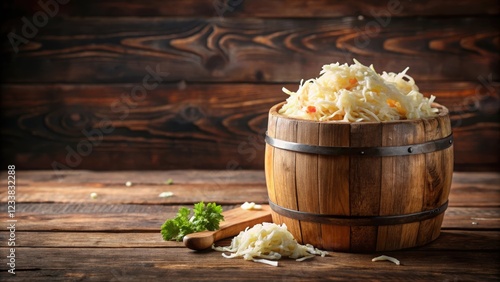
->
xmin=1 ymin=17 xmax=499 ymax=83
xmin=0 ymin=1 xmax=499 ymax=171
xmin=2 ymin=0 xmax=499 ymax=18
xmin=1 ymin=82 xmax=497 ymax=170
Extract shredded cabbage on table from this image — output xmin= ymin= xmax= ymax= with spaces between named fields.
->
xmin=213 ymin=223 xmax=328 ymax=266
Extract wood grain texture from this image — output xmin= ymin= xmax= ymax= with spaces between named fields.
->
xmin=3 ymin=0 xmax=499 ymax=18
xmin=0 ymin=170 xmax=494 ymax=281
xmin=417 ymin=110 xmax=454 ymax=246
xmin=1 ymin=17 xmax=498 ymax=83
xmin=0 ymin=82 xmax=497 ymax=171
xmin=318 ymin=123 xmax=350 ymax=251
xmin=1 ymin=170 xmax=497 ymax=207
xmin=10 ymin=232 xmax=183 ymax=248
xmin=0 ymin=248 xmax=498 ymax=281
xmin=0 ymin=168 xmax=471 ymax=184
xmin=447 ymin=173 xmax=500 ymax=206
xmin=1 ymin=204 xmax=498 ymax=232
xmin=0 ymin=83 xmax=280 ymax=170
xmin=377 ymin=120 xmax=426 ymax=251
xmin=348 ymin=123 xmax=382 ymax=252
xmin=10 ymin=230 xmax=499 ymax=250
xmin=272 ymin=116 xmax=302 ymax=242
xmin=264 ymin=111 xmax=280 ymax=224
xmin=3 ymin=169 xmax=266 ymax=185
xmin=0 ymin=170 xmax=497 ymax=280
xmin=0 ymin=183 xmax=269 ymax=205
xmin=295 ymin=121 xmax=322 ymax=246
xmin=1 ymin=1 xmax=499 ymax=172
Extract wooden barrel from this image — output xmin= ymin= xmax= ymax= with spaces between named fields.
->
xmin=265 ymin=102 xmax=453 ymax=252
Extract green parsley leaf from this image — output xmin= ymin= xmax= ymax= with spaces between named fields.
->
xmin=161 ymin=202 xmax=224 ymax=241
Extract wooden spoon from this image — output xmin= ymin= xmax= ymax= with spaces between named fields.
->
xmin=183 ymin=204 xmax=272 ymax=250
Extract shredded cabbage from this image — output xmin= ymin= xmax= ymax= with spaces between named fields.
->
xmin=372 ymin=255 xmax=401 ymax=265
xmin=213 ymin=223 xmax=328 ymax=265
xmin=240 ymin=202 xmax=262 ymax=210
xmin=279 ymin=59 xmax=438 ymax=122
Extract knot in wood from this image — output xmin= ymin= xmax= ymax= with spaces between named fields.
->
xmin=205 ymin=55 xmax=226 ymax=72
xmin=59 ymin=108 xmax=92 ymax=134
xmin=177 ymin=105 xmax=205 ymax=123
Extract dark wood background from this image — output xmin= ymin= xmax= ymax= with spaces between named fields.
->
xmin=1 ymin=0 xmax=499 ymax=171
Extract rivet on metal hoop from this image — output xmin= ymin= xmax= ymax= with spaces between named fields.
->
xmin=360 ymin=151 xmax=365 ymax=155
xmin=408 ymin=147 xmax=413 ymax=153
xmin=449 ymin=140 xmax=453 ymax=144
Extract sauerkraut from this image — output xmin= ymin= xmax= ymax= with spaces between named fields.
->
xmin=279 ymin=60 xmax=438 ymax=122
xmin=372 ymin=255 xmax=401 ymax=265
xmin=240 ymin=202 xmax=262 ymax=210
xmin=213 ymin=223 xmax=327 ymax=266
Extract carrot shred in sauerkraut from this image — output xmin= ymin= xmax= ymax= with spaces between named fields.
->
xmin=279 ymin=60 xmax=438 ymax=122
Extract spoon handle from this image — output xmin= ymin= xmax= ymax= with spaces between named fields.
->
xmin=183 ymin=205 xmax=272 ymax=250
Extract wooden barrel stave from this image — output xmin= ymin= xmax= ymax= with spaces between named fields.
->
xmin=377 ymin=120 xmax=426 ymax=251
xmin=318 ymin=123 xmax=350 ymax=251
xmin=348 ymin=123 xmax=382 ymax=252
xmin=295 ymin=122 xmax=322 ymax=247
xmin=273 ymin=117 xmax=302 ymax=242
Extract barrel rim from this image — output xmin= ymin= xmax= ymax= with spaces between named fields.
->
xmin=270 ymin=102 xmax=449 ymax=125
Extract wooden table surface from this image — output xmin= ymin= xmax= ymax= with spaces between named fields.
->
xmin=1 ymin=170 xmax=499 ymax=281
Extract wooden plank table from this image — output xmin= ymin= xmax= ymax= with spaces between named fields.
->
xmin=1 ymin=170 xmax=499 ymax=281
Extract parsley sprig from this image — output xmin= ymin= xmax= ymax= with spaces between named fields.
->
xmin=161 ymin=202 xmax=224 ymax=241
